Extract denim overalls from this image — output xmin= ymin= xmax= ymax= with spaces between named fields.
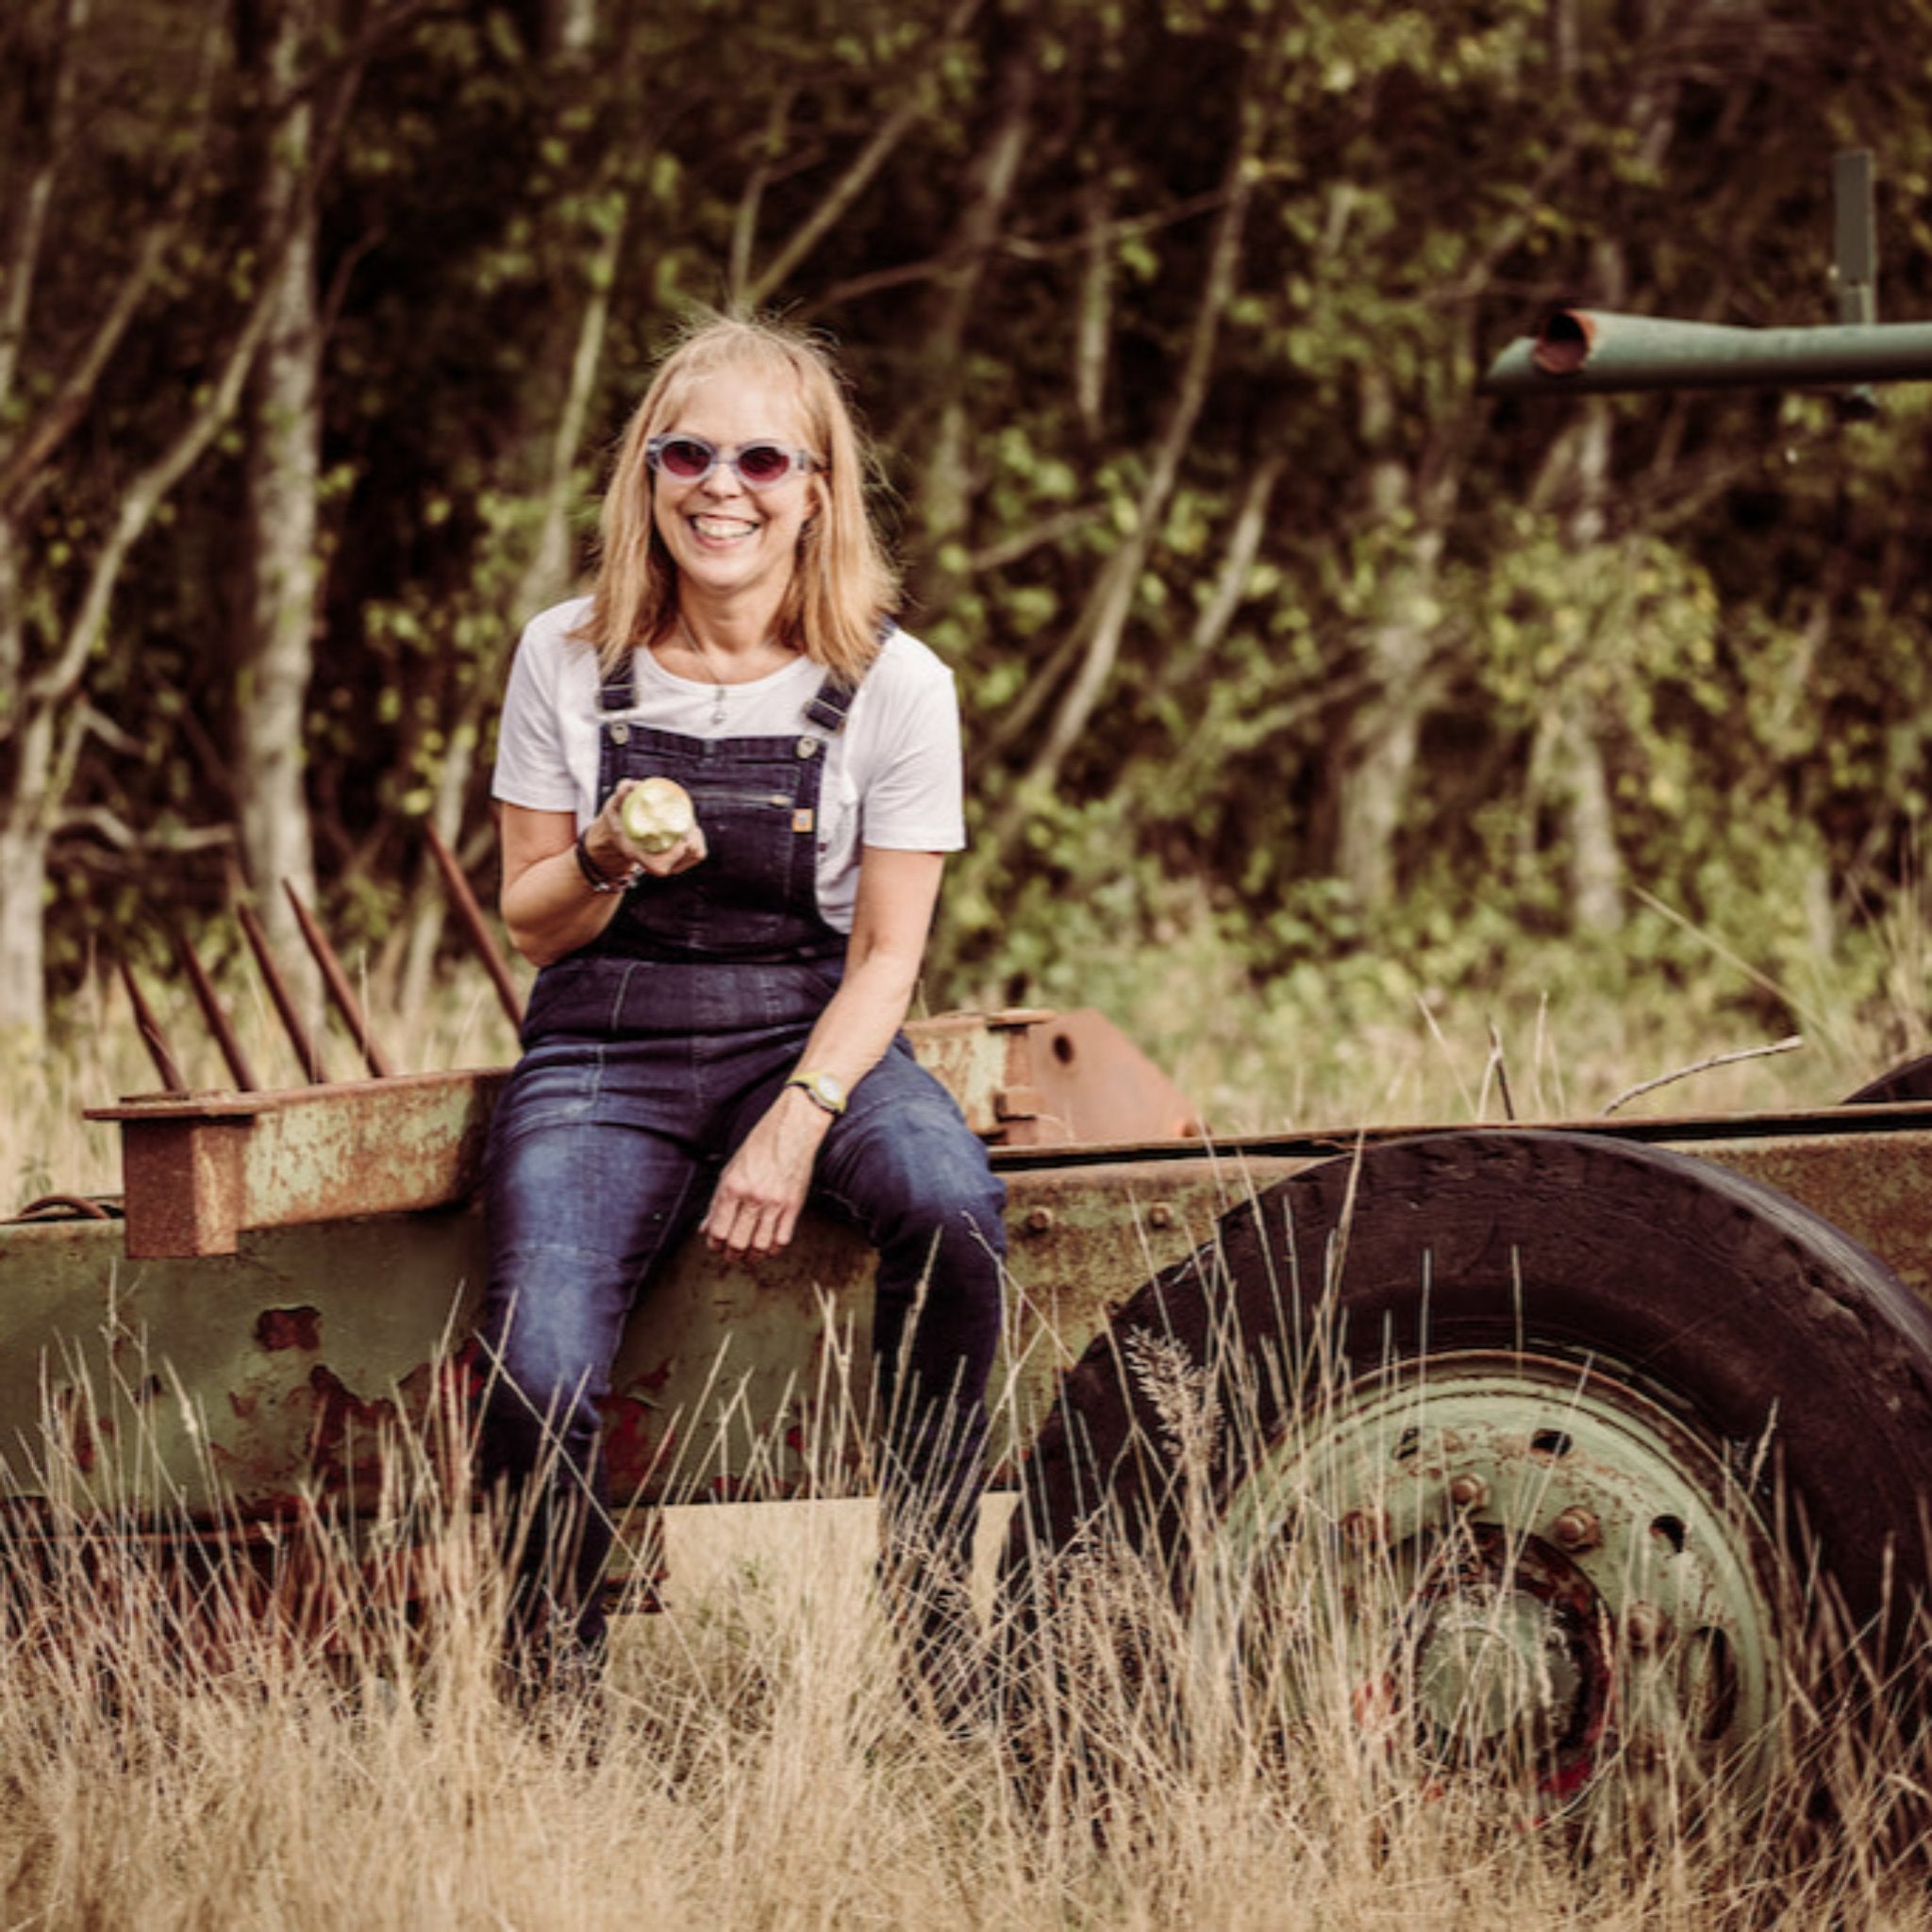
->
xmin=477 ymin=651 xmax=1007 ymax=1666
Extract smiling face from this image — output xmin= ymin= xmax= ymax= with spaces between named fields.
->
xmin=648 ymin=364 xmax=824 ymax=625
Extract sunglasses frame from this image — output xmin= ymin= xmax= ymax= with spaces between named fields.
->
xmin=644 ymin=433 xmax=819 ymax=491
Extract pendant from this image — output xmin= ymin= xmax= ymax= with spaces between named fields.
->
xmin=710 ymin=688 xmax=727 ymax=726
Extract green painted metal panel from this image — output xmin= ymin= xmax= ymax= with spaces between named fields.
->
xmin=9 ymin=1108 xmax=1932 ymax=1525
xmin=0 ymin=1157 xmax=1276 ymax=1519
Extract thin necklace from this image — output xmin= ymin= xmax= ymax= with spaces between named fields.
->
xmin=676 ymin=614 xmax=731 ymax=726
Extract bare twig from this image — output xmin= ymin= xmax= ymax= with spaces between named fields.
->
xmin=743 ymin=0 xmax=982 ymax=308
xmin=1414 ymin=993 xmax=1477 ymax=1121
xmin=968 ymin=504 xmax=1108 ymax=575
xmin=1485 ymin=1022 xmax=1518 ymax=1123
xmin=1601 ymin=1037 xmax=1805 ymax=1116
xmin=1632 ymin=888 xmax=1831 ymax=1038
xmin=800 ymin=180 xmax=1243 ymax=317
xmin=58 ymin=807 xmax=233 ymax=854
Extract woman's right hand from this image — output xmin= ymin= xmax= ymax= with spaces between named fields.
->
xmin=591 ymin=778 xmax=708 ymax=881
xmin=497 ymin=789 xmax=706 ymax=967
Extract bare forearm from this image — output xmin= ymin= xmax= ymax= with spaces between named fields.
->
xmin=788 ymin=846 xmax=944 ymax=1092
xmin=792 ymin=946 xmax=924 ymax=1091
xmin=502 ymin=841 xmax=625 ymax=966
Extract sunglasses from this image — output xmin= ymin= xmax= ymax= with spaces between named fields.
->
xmin=645 ymin=434 xmax=818 ymax=490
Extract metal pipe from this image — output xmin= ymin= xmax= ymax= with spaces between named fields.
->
xmin=173 ymin=932 xmax=260 ymax=1091
xmin=1480 ymin=308 xmax=1932 ymax=395
xmin=235 ymin=898 xmax=327 ymax=1084
xmin=117 ymin=960 xmax=190 ymax=1094
xmin=283 ymin=883 xmax=395 ymax=1079
xmin=424 ymin=823 xmax=525 ymax=1029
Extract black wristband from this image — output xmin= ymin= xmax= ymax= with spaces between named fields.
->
xmin=575 ymin=826 xmax=628 ymax=893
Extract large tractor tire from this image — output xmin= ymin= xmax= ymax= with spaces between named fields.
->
xmin=999 ymin=1129 xmax=1932 ymax=1811
xmin=1844 ymin=1054 xmax=1932 ymax=1106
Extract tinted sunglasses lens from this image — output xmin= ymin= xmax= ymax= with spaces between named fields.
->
xmin=655 ymin=438 xmax=714 ymax=479
xmin=735 ymin=443 xmax=796 ymax=486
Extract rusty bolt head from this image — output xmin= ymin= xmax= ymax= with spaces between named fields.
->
xmin=1550 ymin=1506 xmax=1603 ymax=1555
xmin=1148 ymin=1203 xmax=1174 ymax=1230
xmin=1024 ymin=1208 xmax=1056 ymax=1236
xmin=1447 ymin=1473 xmax=1489 ymax=1511
xmin=1622 ymin=1603 xmax=1669 ymax=1652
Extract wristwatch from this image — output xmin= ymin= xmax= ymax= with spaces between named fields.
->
xmin=785 ymin=1069 xmax=848 ymax=1116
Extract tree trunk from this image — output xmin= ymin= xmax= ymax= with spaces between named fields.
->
xmin=1551 ymin=397 xmax=1625 ymax=934
xmin=1329 ymin=603 xmax=1434 ymax=911
xmin=1562 ymin=706 xmax=1624 ymax=933
xmin=0 ymin=0 xmax=372 ymax=1045
xmin=989 ymin=36 xmax=1274 ymax=847
xmin=1328 ymin=370 xmax=1450 ymax=912
xmin=234 ymin=0 xmax=322 ymax=994
xmin=906 ymin=31 xmax=1035 ymax=614
xmin=0 ymin=523 xmax=48 ymax=1042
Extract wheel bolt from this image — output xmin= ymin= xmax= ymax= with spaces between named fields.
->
xmin=1550 ymin=1506 xmax=1603 ymax=1554
xmin=1622 ymin=1603 xmax=1669 ymax=1651
xmin=1447 ymin=1473 xmax=1488 ymax=1511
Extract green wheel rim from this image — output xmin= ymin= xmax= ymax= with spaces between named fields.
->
xmin=1203 ymin=1351 xmax=1790 ymax=1807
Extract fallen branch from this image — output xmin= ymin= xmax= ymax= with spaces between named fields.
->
xmin=1600 ymin=1036 xmax=1805 ymax=1116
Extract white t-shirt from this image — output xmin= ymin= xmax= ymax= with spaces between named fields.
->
xmin=491 ymin=596 xmax=966 ymax=932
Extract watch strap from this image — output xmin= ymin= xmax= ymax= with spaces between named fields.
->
xmin=786 ymin=1070 xmax=847 ymax=1116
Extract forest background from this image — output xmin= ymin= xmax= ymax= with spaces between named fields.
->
xmin=8 ymin=0 xmax=1932 ymax=1126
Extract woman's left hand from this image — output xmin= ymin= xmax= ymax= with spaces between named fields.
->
xmin=703 ymin=1089 xmax=833 ymax=1257
xmin=703 ymin=848 xmax=944 ymax=1259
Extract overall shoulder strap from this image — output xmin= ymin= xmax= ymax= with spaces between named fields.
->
xmin=803 ymin=675 xmax=859 ymax=736
xmin=802 ymin=620 xmax=894 ymax=734
xmin=598 ymin=650 xmax=636 ymax=713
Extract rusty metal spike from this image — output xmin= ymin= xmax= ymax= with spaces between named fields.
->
xmin=171 ymin=930 xmax=259 ymax=1091
xmin=117 ymin=959 xmax=190 ymax=1094
xmin=234 ymin=897 xmax=327 ymax=1084
xmin=282 ymin=882 xmax=395 ymax=1079
xmin=425 ymin=823 xmax=525 ymax=1029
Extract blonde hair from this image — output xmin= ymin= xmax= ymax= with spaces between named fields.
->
xmin=577 ymin=314 xmax=898 ymax=685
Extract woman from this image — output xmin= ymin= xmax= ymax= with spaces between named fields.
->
xmin=477 ymin=314 xmax=1007 ymax=1719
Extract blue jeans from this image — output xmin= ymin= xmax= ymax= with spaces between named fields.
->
xmin=476 ymin=975 xmax=1007 ymax=1663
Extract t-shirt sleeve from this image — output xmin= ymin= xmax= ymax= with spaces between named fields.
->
xmin=491 ymin=614 xmax=583 ymax=817
xmin=856 ymin=649 xmax=966 ymax=853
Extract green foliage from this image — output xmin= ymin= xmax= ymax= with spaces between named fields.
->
xmin=13 ymin=0 xmax=1932 ymax=1066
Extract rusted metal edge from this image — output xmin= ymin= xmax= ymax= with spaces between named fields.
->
xmin=983 ymin=1098 xmax=1932 ymax=1170
xmin=87 ymin=1069 xmax=508 ymax=1258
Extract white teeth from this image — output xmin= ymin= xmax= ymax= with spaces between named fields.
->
xmin=693 ymin=515 xmax=757 ymax=539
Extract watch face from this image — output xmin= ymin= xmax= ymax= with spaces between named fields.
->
xmin=792 ymin=1071 xmax=845 ymax=1111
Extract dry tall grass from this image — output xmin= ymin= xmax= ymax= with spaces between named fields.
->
xmin=5 ymin=1345 xmax=1930 ymax=1930
xmin=5 ymin=957 xmax=1931 ymax=1927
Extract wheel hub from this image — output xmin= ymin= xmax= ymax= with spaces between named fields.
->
xmin=1210 ymin=1351 xmax=1789 ymax=1806
xmin=1413 ymin=1557 xmax=1587 ymax=1762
